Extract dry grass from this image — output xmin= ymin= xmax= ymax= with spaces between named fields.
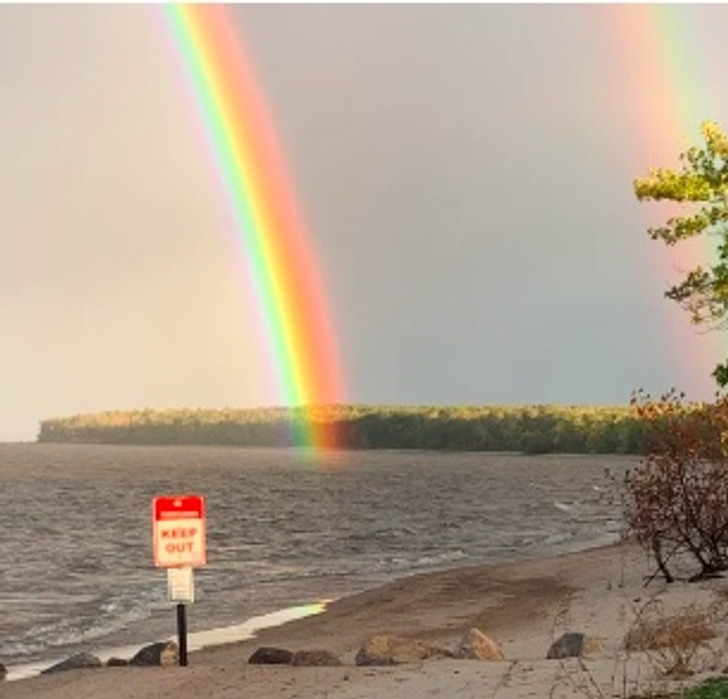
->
xmin=623 ymin=599 xmax=719 ymax=678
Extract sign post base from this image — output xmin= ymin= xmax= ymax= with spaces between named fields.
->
xmin=167 ymin=567 xmax=194 ymax=667
xmin=176 ymin=603 xmax=188 ymax=667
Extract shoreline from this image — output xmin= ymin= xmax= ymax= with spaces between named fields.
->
xmin=3 ymin=602 xmax=330 ymax=682
xmin=8 ymin=539 xmax=728 ymax=698
xmin=3 ymin=532 xmax=623 ymax=683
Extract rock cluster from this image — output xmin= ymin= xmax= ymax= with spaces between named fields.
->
xmin=11 ymin=625 xmax=602 ymax=680
xmin=354 ymin=635 xmax=453 ymax=666
xmin=34 ymin=640 xmax=180 ymax=676
xmin=246 ymin=627 xmax=508 ymax=668
xmin=248 ymin=647 xmax=343 ymax=666
xmin=249 ymin=628 xmax=602 ymax=666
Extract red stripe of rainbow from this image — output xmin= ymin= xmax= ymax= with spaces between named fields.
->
xmin=163 ymin=5 xmax=344 ymax=448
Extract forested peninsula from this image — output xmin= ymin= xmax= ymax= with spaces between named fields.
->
xmin=37 ymin=405 xmax=650 ymax=454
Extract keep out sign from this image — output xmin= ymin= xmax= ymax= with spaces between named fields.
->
xmin=153 ymin=495 xmax=206 ymax=568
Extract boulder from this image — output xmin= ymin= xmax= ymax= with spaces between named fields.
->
xmin=355 ymin=635 xmax=451 ymax=666
xmin=107 ymin=657 xmax=129 ymax=667
xmin=454 ymin=628 xmax=505 ymax=660
xmin=0 ymin=662 xmax=6 ymax=680
xmin=130 ymin=641 xmax=178 ymax=667
xmin=547 ymin=632 xmax=602 ymax=659
xmin=41 ymin=652 xmax=102 ymax=674
xmin=291 ymin=649 xmax=343 ymax=666
xmin=248 ymin=647 xmax=293 ymax=665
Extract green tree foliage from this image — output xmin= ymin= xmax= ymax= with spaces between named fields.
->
xmin=634 ymin=121 xmax=728 ymax=385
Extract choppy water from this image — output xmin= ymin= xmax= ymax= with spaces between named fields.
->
xmin=0 ymin=444 xmax=632 ymax=673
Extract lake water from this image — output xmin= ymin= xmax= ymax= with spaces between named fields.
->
xmin=0 ymin=443 xmax=634 ymax=675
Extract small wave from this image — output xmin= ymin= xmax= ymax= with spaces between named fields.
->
xmin=542 ymin=531 xmax=575 ymax=546
xmin=416 ymin=550 xmax=468 ymax=566
xmin=0 ymin=586 xmax=164 ymax=664
xmin=379 ymin=549 xmax=468 ymax=570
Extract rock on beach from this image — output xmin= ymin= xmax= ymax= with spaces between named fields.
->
xmin=130 ymin=641 xmax=179 ymax=667
xmin=454 ymin=628 xmax=505 ymax=660
xmin=41 ymin=652 xmax=102 ymax=674
xmin=355 ymin=634 xmax=452 ymax=666
xmin=291 ymin=649 xmax=343 ymax=666
xmin=248 ymin=647 xmax=294 ymax=665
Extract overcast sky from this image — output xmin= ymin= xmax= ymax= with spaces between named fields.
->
xmin=2 ymin=4 xmax=727 ymax=442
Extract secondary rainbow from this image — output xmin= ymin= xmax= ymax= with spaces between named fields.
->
xmin=162 ymin=5 xmax=344 ymax=448
xmin=614 ymin=4 xmax=725 ymax=396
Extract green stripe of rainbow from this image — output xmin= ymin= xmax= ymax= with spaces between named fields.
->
xmin=163 ymin=5 xmax=344 ymax=448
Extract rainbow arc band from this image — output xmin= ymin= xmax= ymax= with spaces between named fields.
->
xmin=163 ymin=5 xmax=344 ymax=449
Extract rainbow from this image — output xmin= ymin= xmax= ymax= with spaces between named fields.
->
xmin=617 ymin=4 xmax=725 ymax=397
xmin=162 ymin=5 xmax=344 ymax=448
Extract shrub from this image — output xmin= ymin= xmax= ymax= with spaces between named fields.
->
xmin=623 ymin=390 xmax=728 ymax=582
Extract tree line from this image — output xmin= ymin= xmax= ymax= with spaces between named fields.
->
xmin=37 ymin=404 xmax=651 ymax=454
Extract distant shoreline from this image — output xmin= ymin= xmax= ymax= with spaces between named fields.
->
xmin=36 ymin=404 xmax=648 ymax=455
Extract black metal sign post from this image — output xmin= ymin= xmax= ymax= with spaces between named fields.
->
xmin=167 ymin=567 xmax=194 ymax=666
xmin=176 ymin=603 xmax=188 ymax=667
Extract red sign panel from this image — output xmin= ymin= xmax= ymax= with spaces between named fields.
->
xmin=153 ymin=495 xmax=206 ymax=568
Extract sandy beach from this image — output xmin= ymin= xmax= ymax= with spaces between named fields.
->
xmin=4 ymin=540 xmax=728 ymax=698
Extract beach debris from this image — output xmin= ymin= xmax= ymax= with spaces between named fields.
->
xmin=130 ymin=640 xmax=179 ymax=667
xmin=0 ymin=662 xmax=6 ymax=680
xmin=546 ymin=632 xmax=602 ymax=659
xmin=291 ymin=649 xmax=343 ymax=666
xmin=41 ymin=652 xmax=102 ymax=674
xmin=355 ymin=634 xmax=452 ymax=666
xmin=107 ymin=657 xmax=129 ymax=667
xmin=248 ymin=647 xmax=294 ymax=664
xmin=454 ymin=628 xmax=505 ymax=660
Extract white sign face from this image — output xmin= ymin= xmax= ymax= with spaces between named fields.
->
xmin=155 ymin=519 xmax=205 ymax=567
xmin=167 ymin=566 xmax=195 ymax=603
xmin=153 ymin=495 xmax=206 ymax=568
